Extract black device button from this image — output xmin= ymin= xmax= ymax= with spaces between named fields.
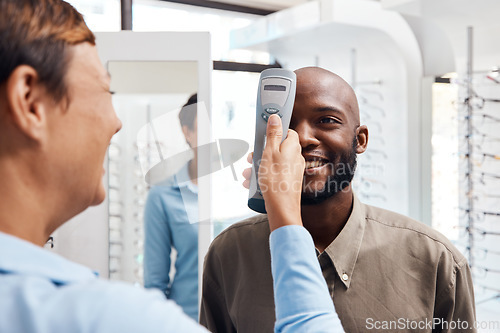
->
xmin=265 ymin=107 xmax=279 ymax=114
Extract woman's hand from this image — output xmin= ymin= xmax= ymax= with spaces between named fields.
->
xmin=243 ymin=114 xmax=305 ymax=231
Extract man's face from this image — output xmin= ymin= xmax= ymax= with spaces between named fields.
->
xmin=289 ymin=69 xmax=360 ymax=204
xmin=47 ymin=43 xmax=121 ymax=208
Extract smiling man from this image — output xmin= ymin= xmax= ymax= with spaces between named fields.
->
xmin=200 ymin=67 xmax=476 ymax=333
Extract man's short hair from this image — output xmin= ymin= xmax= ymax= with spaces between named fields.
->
xmin=0 ymin=0 xmax=95 ymax=102
xmin=178 ymin=93 xmax=197 ymax=130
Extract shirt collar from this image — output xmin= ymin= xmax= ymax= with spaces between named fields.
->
xmin=173 ymin=161 xmax=198 ymax=194
xmin=323 ymin=194 xmax=366 ymax=289
xmin=0 ymin=231 xmax=97 ymax=285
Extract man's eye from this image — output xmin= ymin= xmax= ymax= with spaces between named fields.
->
xmin=109 ymin=90 xmax=116 ymax=95
xmin=319 ymin=118 xmax=339 ymax=124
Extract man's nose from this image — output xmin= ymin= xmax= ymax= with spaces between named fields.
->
xmin=294 ymin=121 xmax=320 ymax=148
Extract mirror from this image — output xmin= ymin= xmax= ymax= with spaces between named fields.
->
xmin=107 ymin=60 xmax=200 ymax=320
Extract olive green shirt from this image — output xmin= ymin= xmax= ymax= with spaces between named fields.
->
xmin=200 ymin=195 xmax=476 ymax=333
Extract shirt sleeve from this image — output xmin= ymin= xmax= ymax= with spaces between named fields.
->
xmin=433 ymin=257 xmax=476 ymax=333
xmin=270 ymin=225 xmax=344 ymax=333
xmin=143 ymin=187 xmax=172 ymax=297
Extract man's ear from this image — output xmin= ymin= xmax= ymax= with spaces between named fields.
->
xmin=355 ymin=125 xmax=368 ymax=154
xmin=5 ymin=65 xmax=49 ymax=141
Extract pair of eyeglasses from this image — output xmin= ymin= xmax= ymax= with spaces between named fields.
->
xmin=475 ymin=289 xmax=500 ymax=305
xmin=484 ymin=65 xmax=500 ymax=82
xmin=465 ymin=126 xmax=500 ymax=144
xmin=359 ymin=103 xmax=386 ymax=117
xmin=133 ymin=198 xmax=145 ymax=207
xmin=476 ymin=282 xmax=500 ymax=295
xmin=469 ymin=189 xmax=500 ymax=200
xmin=359 ymin=192 xmax=387 ymax=202
xmin=459 ymin=112 xmax=500 ymax=128
xmin=460 ymin=171 xmax=500 ymax=185
xmin=134 ymin=184 xmax=148 ymax=195
xmin=458 ymin=151 xmax=500 ymax=167
xmin=459 ymin=151 xmax=500 ymax=160
xmin=363 ymin=149 xmax=388 ymax=160
xmin=474 ymin=282 xmax=500 ymax=305
xmin=462 ymin=90 xmax=500 ymax=109
xmin=368 ymin=136 xmax=386 ymax=145
xmin=132 ymin=209 xmax=145 ymax=226
xmin=472 ymin=265 xmax=500 ymax=279
xmin=108 ymin=186 xmax=121 ymax=198
xmin=358 ymin=176 xmax=387 ymax=189
xmin=109 ymin=256 xmax=121 ymax=273
xmin=109 ymin=228 xmax=123 ymax=240
xmin=455 ymin=226 xmax=500 ymax=240
xmin=358 ymin=163 xmax=385 ymax=175
xmin=458 ymin=137 xmax=482 ymax=151
xmin=359 ymin=117 xmax=383 ymax=132
xmin=466 ymin=132 xmax=500 ymax=144
xmin=476 ymin=152 xmax=500 ymax=165
xmin=109 ymin=201 xmax=124 ymax=216
xmin=109 ymin=215 xmax=123 ymax=231
xmin=358 ymin=87 xmax=384 ymax=101
xmin=133 ymin=211 xmax=144 ymax=220
xmin=462 ymin=246 xmax=488 ymax=261
xmin=451 ymin=74 xmax=499 ymax=88
xmin=465 ymin=245 xmax=500 ymax=260
xmin=459 ymin=208 xmax=500 ymax=222
xmin=108 ymin=173 xmax=122 ymax=189
xmin=109 ymin=242 xmax=123 ymax=257
xmin=471 ymin=112 xmax=500 ymax=124
xmin=133 ymin=239 xmax=144 ymax=248
xmin=108 ymin=162 xmax=121 ymax=175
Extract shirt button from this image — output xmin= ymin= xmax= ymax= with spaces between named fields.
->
xmin=342 ymin=273 xmax=349 ymax=281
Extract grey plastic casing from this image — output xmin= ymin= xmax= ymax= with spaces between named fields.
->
xmin=248 ymin=68 xmax=296 ymax=213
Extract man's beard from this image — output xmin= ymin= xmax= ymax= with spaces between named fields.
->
xmin=301 ymin=137 xmax=358 ymax=205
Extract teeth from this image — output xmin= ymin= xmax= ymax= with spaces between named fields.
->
xmin=305 ymin=160 xmax=326 ymax=169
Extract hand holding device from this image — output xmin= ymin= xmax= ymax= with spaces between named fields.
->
xmin=257 ymin=115 xmax=304 ymax=230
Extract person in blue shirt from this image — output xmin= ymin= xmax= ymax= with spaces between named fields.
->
xmin=144 ymin=94 xmax=200 ymax=320
xmin=0 ymin=0 xmax=344 ymax=332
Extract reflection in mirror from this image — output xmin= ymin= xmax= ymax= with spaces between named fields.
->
xmin=107 ymin=61 xmax=199 ymax=320
xmin=210 ymin=70 xmax=261 ymax=235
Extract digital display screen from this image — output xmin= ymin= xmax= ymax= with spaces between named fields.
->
xmin=264 ymin=84 xmax=286 ymax=91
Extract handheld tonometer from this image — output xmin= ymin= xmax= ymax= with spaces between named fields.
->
xmin=248 ymin=68 xmax=296 ymax=214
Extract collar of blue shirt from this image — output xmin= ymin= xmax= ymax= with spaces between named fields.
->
xmin=158 ymin=161 xmax=198 ymax=194
xmin=0 ymin=231 xmax=98 ymax=285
